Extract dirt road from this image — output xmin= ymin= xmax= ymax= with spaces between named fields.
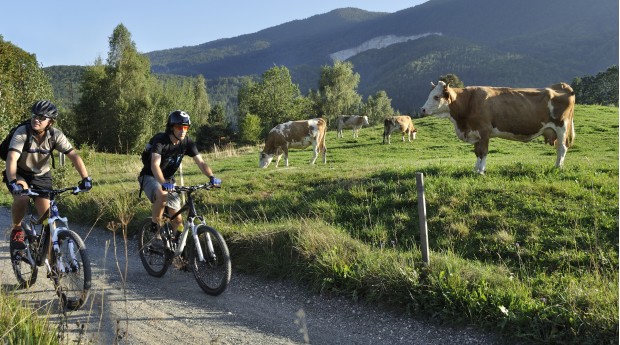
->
xmin=0 ymin=207 xmax=515 ymax=344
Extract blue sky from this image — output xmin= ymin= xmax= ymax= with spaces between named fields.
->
xmin=1 ymin=1 xmax=427 ymax=67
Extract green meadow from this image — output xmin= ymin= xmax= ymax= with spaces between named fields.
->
xmin=2 ymin=104 xmax=618 ymax=344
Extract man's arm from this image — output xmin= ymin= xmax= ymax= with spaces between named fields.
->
xmin=5 ymin=151 xmax=20 ymax=182
xmin=150 ymin=153 xmax=167 ymax=184
xmin=192 ymin=154 xmax=214 ymax=177
xmin=66 ymin=150 xmax=89 ymax=179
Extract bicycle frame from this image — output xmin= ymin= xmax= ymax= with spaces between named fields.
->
xmin=164 ymin=185 xmax=217 ymax=263
xmin=27 ymin=188 xmax=79 ymax=275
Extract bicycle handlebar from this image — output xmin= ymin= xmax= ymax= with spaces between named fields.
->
xmin=174 ymin=183 xmax=220 ymax=193
xmin=23 ymin=186 xmax=83 ymax=197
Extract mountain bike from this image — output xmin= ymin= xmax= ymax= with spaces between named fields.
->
xmin=138 ymin=183 xmax=231 ymax=296
xmin=10 ymin=186 xmax=92 ymax=310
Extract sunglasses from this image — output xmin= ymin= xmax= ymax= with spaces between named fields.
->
xmin=174 ymin=125 xmax=190 ymax=131
xmin=31 ymin=114 xmax=49 ymax=122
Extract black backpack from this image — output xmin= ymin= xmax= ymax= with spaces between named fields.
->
xmin=0 ymin=120 xmax=56 ymax=167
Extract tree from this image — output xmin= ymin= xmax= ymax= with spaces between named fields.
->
xmin=572 ymin=66 xmax=618 ymax=106
xmin=237 ymin=66 xmax=310 ymax=133
xmin=209 ymin=103 xmax=226 ymax=125
xmin=73 ymin=24 xmax=160 ymax=153
xmin=239 ymin=114 xmax=262 ymax=144
xmin=317 ymin=61 xmax=362 ymax=125
xmin=192 ymin=74 xmax=210 ymax=127
xmin=361 ymin=90 xmax=394 ymax=125
xmin=0 ymin=36 xmax=53 ymax=136
xmin=440 ymin=73 xmax=465 ymax=88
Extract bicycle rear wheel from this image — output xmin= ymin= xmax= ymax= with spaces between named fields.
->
xmin=190 ymin=225 xmax=231 ymax=296
xmin=138 ymin=219 xmax=171 ymax=277
xmin=11 ymin=241 xmax=38 ymax=289
xmin=52 ymin=230 xmax=91 ymax=310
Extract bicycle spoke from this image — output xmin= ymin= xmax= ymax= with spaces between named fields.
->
xmin=191 ymin=225 xmax=231 ymax=296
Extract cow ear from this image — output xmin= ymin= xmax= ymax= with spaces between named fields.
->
xmin=443 ymin=89 xmax=452 ymax=103
xmin=430 ymin=81 xmax=436 ymax=89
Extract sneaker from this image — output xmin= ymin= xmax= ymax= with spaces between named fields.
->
xmin=10 ymin=228 xmax=26 ymax=250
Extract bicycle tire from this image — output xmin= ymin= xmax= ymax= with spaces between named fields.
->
xmin=190 ymin=225 xmax=231 ymax=296
xmin=52 ymin=230 xmax=91 ymax=310
xmin=10 ymin=241 xmax=38 ymax=289
xmin=138 ymin=218 xmax=171 ymax=277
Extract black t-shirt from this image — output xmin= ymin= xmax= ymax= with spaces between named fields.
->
xmin=140 ymin=133 xmax=200 ymax=179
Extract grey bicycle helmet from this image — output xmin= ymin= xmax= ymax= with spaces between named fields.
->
xmin=31 ymin=100 xmax=58 ymax=119
xmin=166 ymin=110 xmax=191 ymax=133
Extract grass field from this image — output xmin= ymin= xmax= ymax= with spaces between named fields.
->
xmin=1 ymin=104 xmax=618 ymax=344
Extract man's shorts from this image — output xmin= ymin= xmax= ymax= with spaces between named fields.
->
xmin=138 ymin=174 xmax=181 ymax=210
xmin=3 ymin=169 xmax=52 ymax=199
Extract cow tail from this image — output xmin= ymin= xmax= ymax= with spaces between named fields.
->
xmin=321 ymin=126 xmax=327 ymax=163
xmin=565 ymin=97 xmax=576 ymax=149
xmin=566 ymin=114 xmax=575 ymax=148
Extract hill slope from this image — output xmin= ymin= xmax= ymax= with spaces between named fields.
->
xmin=145 ymin=0 xmax=618 ymax=111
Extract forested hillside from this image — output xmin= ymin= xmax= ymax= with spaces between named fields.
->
xmin=41 ymin=0 xmax=617 ymax=120
xmin=143 ymin=0 xmax=618 ymax=111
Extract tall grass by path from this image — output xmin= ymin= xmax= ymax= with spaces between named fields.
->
xmin=1 ymin=105 xmax=617 ymax=344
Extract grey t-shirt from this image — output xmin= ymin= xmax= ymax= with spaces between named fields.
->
xmin=9 ymin=125 xmax=73 ymax=176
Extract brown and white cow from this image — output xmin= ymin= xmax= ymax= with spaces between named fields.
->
xmin=337 ymin=115 xmax=369 ymax=138
xmin=383 ymin=115 xmax=417 ymax=144
xmin=420 ymin=81 xmax=575 ymax=174
xmin=259 ymin=118 xmax=327 ymax=168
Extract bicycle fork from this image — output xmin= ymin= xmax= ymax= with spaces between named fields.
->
xmin=185 ymin=217 xmax=216 ymax=262
xmin=45 ymin=215 xmax=78 ymax=276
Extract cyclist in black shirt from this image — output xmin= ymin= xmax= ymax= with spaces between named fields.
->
xmin=139 ymin=110 xmax=220 ymax=234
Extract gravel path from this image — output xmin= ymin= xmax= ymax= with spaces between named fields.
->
xmin=0 ymin=207 xmax=521 ymax=344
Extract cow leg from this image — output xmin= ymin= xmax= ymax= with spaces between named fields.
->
xmin=309 ymin=144 xmax=319 ymax=165
xmin=283 ymin=148 xmax=290 ymax=167
xmin=554 ymin=126 xmax=568 ymax=167
xmin=473 ymin=137 xmax=489 ymax=174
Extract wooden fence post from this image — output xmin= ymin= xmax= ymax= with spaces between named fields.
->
xmin=416 ymin=172 xmax=430 ymax=265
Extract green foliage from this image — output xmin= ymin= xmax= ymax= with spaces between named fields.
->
xmin=0 ymin=291 xmax=59 ymax=344
xmin=361 ymin=90 xmax=395 ymax=125
xmin=70 ymin=25 xmax=211 ymax=153
xmin=317 ymin=60 xmax=363 ymax=122
xmin=72 ymin=25 xmax=158 ymax=153
xmin=0 ymin=36 xmax=54 ymax=137
xmin=238 ymin=66 xmax=312 ymax=132
xmin=440 ymin=73 xmax=465 ymax=88
xmin=572 ymin=66 xmax=618 ymax=106
xmin=194 ymin=122 xmax=235 ymax=152
xmin=239 ymin=114 xmax=262 ymax=144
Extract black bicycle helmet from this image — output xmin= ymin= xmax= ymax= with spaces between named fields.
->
xmin=31 ymin=100 xmax=58 ymax=119
xmin=166 ymin=110 xmax=191 ymax=133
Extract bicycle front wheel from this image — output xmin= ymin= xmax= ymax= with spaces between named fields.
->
xmin=138 ymin=219 xmax=171 ymax=277
xmin=52 ymin=230 xmax=91 ymax=310
xmin=11 ymin=242 xmax=38 ymax=289
xmin=190 ymin=225 xmax=231 ymax=296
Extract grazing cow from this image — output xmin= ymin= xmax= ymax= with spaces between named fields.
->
xmin=259 ymin=118 xmax=327 ymax=168
xmin=383 ymin=115 xmax=417 ymax=144
xmin=337 ymin=115 xmax=369 ymax=138
xmin=420 ymin=81 xmax=575 ymax=174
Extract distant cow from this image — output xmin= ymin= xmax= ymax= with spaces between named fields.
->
xmin=337 ymin=115 xmax=369 ymax=138
xmin=420 ymin=81 xmax=575 ymax=174
xmin=383 ymin=115 xmax=417 ymax=144
xmin=259 ymin=118 xmax=327 ymax=168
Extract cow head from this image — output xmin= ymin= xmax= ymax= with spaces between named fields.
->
xmin=421 ymin=81 xmax=451 ymax=118
xmin=362 ymin=116 xmax=369 ymax=125
xmin=258 ymin=152 xmax=274 ymax=168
